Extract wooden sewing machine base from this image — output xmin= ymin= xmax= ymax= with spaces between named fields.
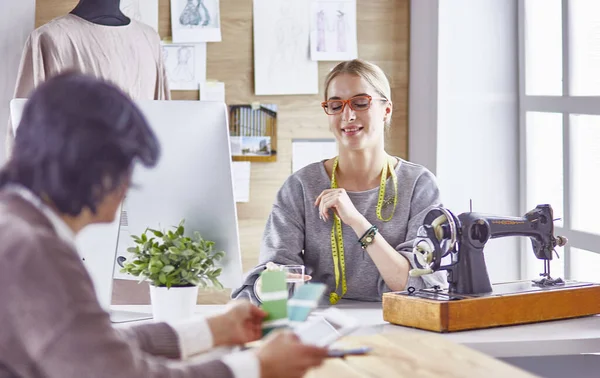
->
xmin=382 ymin=280 xmax=600 ymax=332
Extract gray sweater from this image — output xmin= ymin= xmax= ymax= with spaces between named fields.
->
xmin=232 ymin=159 xmax=448 ymax=303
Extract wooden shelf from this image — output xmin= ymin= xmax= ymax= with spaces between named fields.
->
xmin=232 ymin=155 xmax=277 ymax=163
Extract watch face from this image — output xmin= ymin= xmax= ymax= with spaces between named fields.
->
xmin=366 ymin=236 xmax=373 ymax=243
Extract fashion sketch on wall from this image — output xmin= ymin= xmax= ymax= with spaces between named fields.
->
xmin=161 ymin=42 xmax=207 ymax=90
xmin=120 ymin=0 xmax=159 ymax=31
xmin=253 ymin=0 xmax=318 ymax=95
xmin=310 ymin=0 xmax=358 ymax=61
xmin=171 ymin=0 xmax=222 ymax=42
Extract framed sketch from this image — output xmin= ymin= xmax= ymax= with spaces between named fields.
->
xmin=161 ymin=42 xmax=207 ymax=91
xmin=171 ymin=0 xmax=222 ymax=43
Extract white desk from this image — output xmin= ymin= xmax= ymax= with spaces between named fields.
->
xmin=113 ymin=300 xmax=600 ymax=359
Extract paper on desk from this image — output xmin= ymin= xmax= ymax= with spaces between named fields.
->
xmin=199 ymin=81 xmax=225 ymax=102
xmin=292 ymin=139 xmax=338 ymax=173
xmin=232 ymin=161 xmax=250 ymax=202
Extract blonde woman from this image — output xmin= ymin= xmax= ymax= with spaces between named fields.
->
xmin=233 ymin=59 xmax=447 ymax=304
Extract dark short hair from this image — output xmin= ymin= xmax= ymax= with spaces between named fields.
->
xmin=0 ymin=72 xmax=160 ymax=215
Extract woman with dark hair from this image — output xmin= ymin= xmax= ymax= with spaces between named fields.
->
xmin=0 ymin=72 xmax=327 ymax=378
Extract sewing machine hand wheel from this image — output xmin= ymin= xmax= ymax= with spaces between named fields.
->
xmin=410 ymin=208 xmax=459 ymax=277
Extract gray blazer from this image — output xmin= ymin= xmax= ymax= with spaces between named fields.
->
xmin=0 ymin=192 xmax=233 ymax=378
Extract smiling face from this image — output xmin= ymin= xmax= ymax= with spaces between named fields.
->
xmin=325 ymin=73 xmax=392 ymax=151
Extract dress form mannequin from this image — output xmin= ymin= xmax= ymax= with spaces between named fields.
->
xmin=71 ymin=0 xmax=130 ymax=26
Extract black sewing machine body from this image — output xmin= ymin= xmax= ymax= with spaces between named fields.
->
xmin=407 ymin=204 xmax=571 ymax=299
xmin=383 ymin=204 xmax=600 ymax=332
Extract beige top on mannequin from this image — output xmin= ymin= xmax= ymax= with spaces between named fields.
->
xmin=6 ymin=13 xmax=170 ymax=155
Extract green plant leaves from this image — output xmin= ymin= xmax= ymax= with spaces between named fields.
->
xmin=119 ymin=219 xmax=226 ymax=289
xmin=161 ymin=265 xmax=175 ymax=273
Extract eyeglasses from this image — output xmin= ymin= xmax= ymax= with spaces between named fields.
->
xmin=321 ymin=95 xmax=387 ymax=115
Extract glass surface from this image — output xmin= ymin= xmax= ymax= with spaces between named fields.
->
xmin=525 ymin=112 xmax=564 ymax=226
xmin=281 ymin=264 xmax=305 ymax=297
xmin=525 ymin=0 xmax=563 ymax=95
xmin=570 ymin=115 xmax=600 ymax=235
xmin=569 ymin=0 xmax=600 ymax=95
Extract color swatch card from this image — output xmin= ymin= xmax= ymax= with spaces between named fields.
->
xmin=288 ymin=283 xmax=327 ymax=324
xmin=260 ymin=270 xmax=289 ymax=335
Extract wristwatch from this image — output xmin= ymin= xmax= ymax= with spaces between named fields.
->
xmin=358 ymin=225 xmax=378 ymax=249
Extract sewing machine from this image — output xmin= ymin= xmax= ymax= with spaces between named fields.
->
xmin=382 ymin=204 xmax=600 ymax=332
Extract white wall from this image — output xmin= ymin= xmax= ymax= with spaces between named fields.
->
xmin=410 ymin=0 xmax=520 ymax=283
xmin=0 ymin=0 xmax=35 ymax=165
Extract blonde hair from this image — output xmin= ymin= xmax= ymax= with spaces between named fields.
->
xmin=324 ymin=59 xmax=391 ymax=102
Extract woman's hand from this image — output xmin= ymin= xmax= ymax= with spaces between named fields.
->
xmin=315 ymin=188 xmax=367 ymax=229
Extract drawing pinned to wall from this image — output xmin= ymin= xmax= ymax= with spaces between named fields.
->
xmin=310 ymin=0 xmax=357 ymax=61
xmin=120 ymin=0 xmax=159 ymax=31
xmin=171 ymin=0 xmax=222 ymax=43
xmin=161 ymin=42 xmax=207 ymax=90
xmin=253 ymin=0 xmax=318 ymax=95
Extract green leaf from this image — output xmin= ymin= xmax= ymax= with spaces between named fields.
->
xmin=150 ymin=265 xmax=161 ymax=274
xmin=125 ymin=220 xmax=227 ymax=287
xmin=150 ymin=229 xmax=164 ymax=237
xmin=209 ymin=276 xmax=223 ymax=289
xmin=161 ymin=265 xmax=175 ymax=273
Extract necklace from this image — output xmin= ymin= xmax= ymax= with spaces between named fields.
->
xmin=328 ymin=156 xmax=398 ymax=304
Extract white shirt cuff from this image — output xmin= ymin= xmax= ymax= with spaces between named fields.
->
xmin=222 ymin=350 xmax=260 ymax=378
xmin=170 ymin=317 xmax=214 ymax=359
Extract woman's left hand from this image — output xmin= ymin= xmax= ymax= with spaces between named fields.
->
xmin=314 ymin=188 xmax=366 ymax=228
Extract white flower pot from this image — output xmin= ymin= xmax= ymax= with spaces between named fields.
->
xmin=149 ymin=285 xmax=199 ymax=324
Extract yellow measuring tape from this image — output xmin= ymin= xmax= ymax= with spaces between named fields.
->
xmin=329 ymin=156 xmax=398 ymax=304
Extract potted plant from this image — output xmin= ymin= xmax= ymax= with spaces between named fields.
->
xmin=120 ymin=219 xmax=225 ymax=323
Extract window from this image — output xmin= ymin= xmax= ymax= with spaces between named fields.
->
xmin=520 ymin=0 xmax=600 ymax=281
xmin=524 ymin=0 xmax=562 ymax=95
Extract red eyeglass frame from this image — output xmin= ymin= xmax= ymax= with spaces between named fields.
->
xmin=320 ymin=95 xmax=387 ymax=115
